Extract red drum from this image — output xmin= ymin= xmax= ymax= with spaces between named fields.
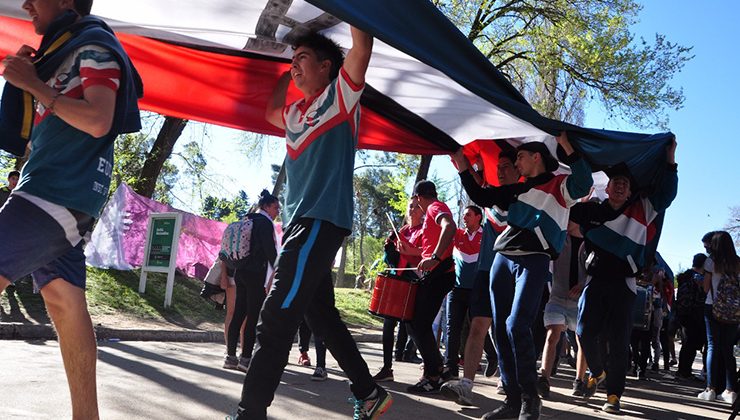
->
xmin=368 ymin=272 xmax=418 ymax=321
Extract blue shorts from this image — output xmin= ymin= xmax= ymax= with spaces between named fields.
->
xmin=543 ymin=301 xmax=579 ymax=331
xmin=469 ymin=270 xmax=492 ymax=318
xmin=0 ymin=192 xmax=93 ymax=290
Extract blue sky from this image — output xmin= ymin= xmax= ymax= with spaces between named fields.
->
xmin=1 ymin=1 xmax=737 ymax=272
xmin=579 ymin=0 xmax=740 ymax=270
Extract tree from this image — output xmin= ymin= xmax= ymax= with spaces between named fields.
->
xmin=132 ymin=116 xmax=188 ymax=198
xmin=201 ymin=191 xmax=251 ymax=223
xmin=175 ymin=140 xmax=208 ymax=204
xmin=111 ymin=132 xmax=178 ymax=203
xmin=433 ymin=0 xmax=692 ymax=128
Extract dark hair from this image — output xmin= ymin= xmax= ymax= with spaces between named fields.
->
xmin=498 ymin=149 xmax=517 ymax=165
xmin=73 ymin=0 xmax=93 ymax=16
xmin=412 ymin=180 xmax=437 ymax=200
xmin=708 ymin=231 xmax=740 ymax=276
xmin=8 ymin=170 xmax=20 ymax=179
xmin=701 ymin=230 xmax=718 ymax=245
xmin=257 ymin=189 xmax=278 ymax=209
xmin=293 ymin=32 xmax=344 ymax=81
xmin=465 ymin=205 xmax=483 ymax=219
xmin=692 ymin=253 xmax=707 ymax=269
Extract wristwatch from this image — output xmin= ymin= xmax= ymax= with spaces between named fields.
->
xmin=431 ymin=253 xmax=440 ymax=262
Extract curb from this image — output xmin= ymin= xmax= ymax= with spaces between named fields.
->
xmin=0 ymin=323 xmax=383 ymax=343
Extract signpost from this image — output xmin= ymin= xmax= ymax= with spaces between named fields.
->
xmin=139 ymin=212 xmax=182 ymax=307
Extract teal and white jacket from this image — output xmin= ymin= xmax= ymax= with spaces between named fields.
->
xmin=459 ymin=156 xmax=592 ymax=260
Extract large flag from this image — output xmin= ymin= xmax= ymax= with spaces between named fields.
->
xmin=0 ymin=0 xmax=674 ymax=185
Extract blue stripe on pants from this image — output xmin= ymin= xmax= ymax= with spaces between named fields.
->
xmin=281 ymin=219 xmax=322 ymax=309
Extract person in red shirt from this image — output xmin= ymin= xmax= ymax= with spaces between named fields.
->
xmin=401 ymin=180 xmax=457 ymax=393
xmin=373 ymin=197 xmax=424 ymax=382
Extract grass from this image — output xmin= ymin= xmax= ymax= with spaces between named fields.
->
xmin=334 ymin=288 xmax=383 ymax=328
xmin=1 ymin=268 xmax=381 ymax=330
xmin=85 ymin=267 xmax=224 ymax=329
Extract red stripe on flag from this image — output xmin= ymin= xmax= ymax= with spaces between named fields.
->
xmin=0 ymin=16 xmax=449 ymax=154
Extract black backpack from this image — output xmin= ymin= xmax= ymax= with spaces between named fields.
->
xmin=675 ymin=270 xmax=705 ymax=316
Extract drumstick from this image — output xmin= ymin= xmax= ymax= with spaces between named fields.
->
xmin=386 ymin=212 xmax=402 ymax=244
xmin=388 ymin=267 xmax=418 ymax=271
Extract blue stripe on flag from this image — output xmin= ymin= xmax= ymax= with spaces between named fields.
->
xmin=281 ymin=219 xmax=322 ymax=309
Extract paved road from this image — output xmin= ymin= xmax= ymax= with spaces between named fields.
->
xmin=0 ymin=340 xmax=730 ymax=419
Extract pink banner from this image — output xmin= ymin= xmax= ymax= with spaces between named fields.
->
xmin=85 ymin=183 xmax=226 ymax=279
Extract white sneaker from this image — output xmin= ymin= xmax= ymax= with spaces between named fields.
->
xmin=717 ymin=390 xmax=738 ymax=404
xmin=697 ymin=388 xmax=716 ymax=401
xmin=440 ymin=380 xmax=473 ymax=406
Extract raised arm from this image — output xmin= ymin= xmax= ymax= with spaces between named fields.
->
xmin=453 ymin=149 xmax=514 ymax=208
xmin=342 ymin=26 xmax=373 ymax=86
xmin=3 ymin=53 xmax=117 ymax=138
xmin=556 ymin=132 xmax=593 ymax=203
xmin=648 ymin=137 xmax=678 ymax=213
xmin=265 ymin=71 xmax=292 ymax=129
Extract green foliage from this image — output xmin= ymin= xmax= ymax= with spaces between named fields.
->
xmin=177 ymin=141 xmax=208 ymax=203
xmin=346 ymin=234 xmax=385 ymax=274
xmin=0 ymin=152 xmax=16 ymax=176
xmin=112 ymin=133 xmax=178 ymax=203
xmin=201 ymin=190 xmax=251 ymax=223
xmin=433 ymin=0 xmax=693 ymax=128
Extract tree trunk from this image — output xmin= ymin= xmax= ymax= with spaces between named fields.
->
xmin=415 ymin=154 xmax=433 ymax=183
xmin=272 ymin=155 xmax=287 ymax=197
xmin=133 ymin=117 xmax=188 ymax=198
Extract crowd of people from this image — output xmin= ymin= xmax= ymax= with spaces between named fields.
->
xmin=0 ymin=1 xmax=737 ymax=420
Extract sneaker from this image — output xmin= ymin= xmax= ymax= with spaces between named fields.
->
xmin=223 ymin=355 xmax=239 ymax=370
xmin=311 ymin=366 xmax=328 ymax=381
xmin=571 ymin=379 xmax=585 ymax=397
xmin=536 ymin=375 xmax=550 ymax=399
xmin=669 ymin=358 xmax=677 ymax=366
xmin=485 ymin=360 xmax=497 ymax=377
xmin=298 ymin=351 xmax=311 ymax=366
xmin=638 ymin=370 xmax=647 ymax=381
xmin=373 ymin=367 xmax=394 ymax=382
xmin=236 ymin=356 xmax=250 ymax=372
xmin=697 ymin=388 xmax=716 ymax=401
xmin=603 ymin=394 xmax=620 ymax=414
xmin=406 ymin=377 xmax=441 ymax=394
xmin=582 ymin=371 xmax=606 ymax=400
xmin=481 ymin=398 xmax=521 ymax=420
xmin=651 ymin=362 xmax=658 ymax=372
xmin=225 ymin=406 xmax=245 ymax=420
xmin=353 ymin=386 xmax=393 ymax=420
xmin=440 ymin=380 xmax=474 ymax=406
xmin=520 ymin=393 xmax=542 ymax=420
xmin=717 ymin=390 xmax=738 ymax=404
